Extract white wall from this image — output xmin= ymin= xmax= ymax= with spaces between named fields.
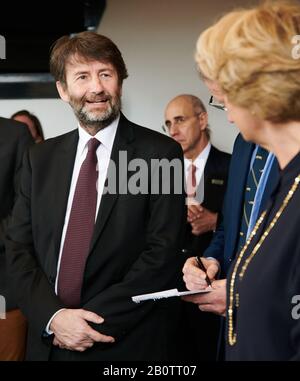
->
xmin=0 ymin=99 xmax=77 ymax=138
xmin=0 ymin=0 xmax=260 ymax=152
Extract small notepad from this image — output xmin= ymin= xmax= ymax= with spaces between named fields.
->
xmin=132 ymin=287 xmax=212 ymax=303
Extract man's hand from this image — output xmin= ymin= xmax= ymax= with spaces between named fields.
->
xmin=183 ymin=256 xmax=220 ymax=290
xmin=50 ymin=309 xmax=115 ymax=352
xmin=182 ymin=279 xmax=227 ymax=316
xmin=187 ymin=204 xmax=217 ymax=235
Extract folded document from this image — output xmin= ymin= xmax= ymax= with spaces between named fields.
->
xmin=132 ymin=287 xmax=211 ymax=303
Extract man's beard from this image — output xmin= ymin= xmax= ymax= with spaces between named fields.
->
xmin=70 ymin=92 xmax=121 ymax=131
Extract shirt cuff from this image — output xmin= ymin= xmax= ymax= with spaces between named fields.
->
xmin=205 ymin=256 xmax=219 ymax=262
xmin=45 ymin=308 xmax=67 ymax=335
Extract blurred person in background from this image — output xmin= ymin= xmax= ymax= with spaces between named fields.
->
xmin=12 ymin=110 xmax=44 ymax=143
xmin=0 ymin=117 xmax=33 ymax=360
xmin=164 ymin=94 xmax=230 ymax=360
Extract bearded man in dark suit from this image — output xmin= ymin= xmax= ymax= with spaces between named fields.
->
xmin=6 ymin=32 xmax=186 ymax=361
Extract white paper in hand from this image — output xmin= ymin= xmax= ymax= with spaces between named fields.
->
xmin=132 ymin=287 xmax=212 ymax=303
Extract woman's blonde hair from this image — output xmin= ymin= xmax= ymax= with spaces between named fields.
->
xmin=196 ymin=1 xmax=300 ymax=123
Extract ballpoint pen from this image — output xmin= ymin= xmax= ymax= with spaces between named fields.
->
xmin=195 ymin=256 xmax=212 ymax=286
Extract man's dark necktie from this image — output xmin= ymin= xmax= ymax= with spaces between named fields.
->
xmin=237 ymin=146 xmax=269 ymax=252
xmin=187 ymin=163 xmax=197 ymax=203
xmin=57 ymin=138 xmax=100 ymax=307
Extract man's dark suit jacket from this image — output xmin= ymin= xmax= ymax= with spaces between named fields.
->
xmin=5 ymin=114 xmax=186 ymax=361
xmin=180 ymin=145 xmax=231 ymax=361
xmin=204 ymin=134 xmax=280 ymax=276
xmin=0 ymin=117 xmax=33 ymax=311
xmin=184 ymin=145 xmax=231 ymax=257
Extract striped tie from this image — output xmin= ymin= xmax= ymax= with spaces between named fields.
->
xmin=237 ymin=146 xmax=269 ymax=252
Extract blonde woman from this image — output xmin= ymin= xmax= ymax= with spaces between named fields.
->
xmin=185 ymin=1 xmax=300 ymax=360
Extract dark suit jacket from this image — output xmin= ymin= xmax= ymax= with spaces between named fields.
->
xmin=0 ymin=117 xmax=33 ymax=311
xmin=5 ymin=114 xmax=186 ymax=361
xmin=184 ymin=145 xmax=231 ymax=257
xmin=203 ymin=134 xmax=280 ymax=276
xmin=226 ymin=151 xmax=300 ymax=360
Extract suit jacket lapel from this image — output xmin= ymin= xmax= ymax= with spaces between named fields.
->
xmin=202 ymin=146 xmax=217 ymax=194
xmin=90 ymin=114 xmax=135 ymax=251
xmin=52 ymin=130 xmax=79 ymax=257
xmin=227 ymin=141 xmax=254 ymax=255
xmin=194 ymin=145 xmax=216 ymax=205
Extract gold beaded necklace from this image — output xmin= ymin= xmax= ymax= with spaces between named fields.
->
xmin=228 ymin=174 xmax=300 ymax=346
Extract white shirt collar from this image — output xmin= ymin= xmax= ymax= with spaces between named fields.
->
xmin=184 ymin=142 xmax=211 ymax=170
xmin=77 ymin=114 xmax=120 ymax=156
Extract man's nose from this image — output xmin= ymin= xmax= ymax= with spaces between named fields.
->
xmin=90 ymin=76 xmax=105 ymax=93
xmin=169 ymin=123 xmax=179 ymax=136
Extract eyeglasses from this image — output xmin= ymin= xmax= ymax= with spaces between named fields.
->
xmin=209 ymin=96 xmax=227 ymax=111
xmin=162 ymin=113 xmax=202 ymax=134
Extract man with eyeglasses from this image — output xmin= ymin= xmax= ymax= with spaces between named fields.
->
xmin=182 ymin=81 xmax=280 ymax=359
xmin=164 ymin=94 xmax=231 ymax=360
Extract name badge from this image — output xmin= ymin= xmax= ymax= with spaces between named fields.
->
xmin=211 ymin=179 xmax=224 ymax=185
